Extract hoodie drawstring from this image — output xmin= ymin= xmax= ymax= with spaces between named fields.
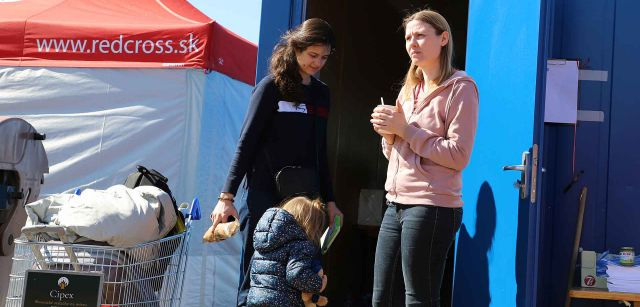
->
xmin=443 ymin=79 xmax=459 ymax=139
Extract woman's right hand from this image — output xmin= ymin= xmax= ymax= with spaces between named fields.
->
xmin=371 ymin=105 xmax=396 ymax=144
xmin=210 ymin=194 xmax=240 ymax=230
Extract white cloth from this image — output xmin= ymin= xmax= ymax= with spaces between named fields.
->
xmin=24 ymin=185 xmax=177 ymax=247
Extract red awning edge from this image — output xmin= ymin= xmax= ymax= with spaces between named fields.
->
xmin=0 ymin=0 xmax=257 ymax=85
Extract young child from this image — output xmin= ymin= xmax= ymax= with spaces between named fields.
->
xmin=247 ymin=196 xmax=328 ymax=307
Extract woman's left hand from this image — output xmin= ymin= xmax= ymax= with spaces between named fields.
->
xmin=327 ymin=201 xmax=343 ymax=226
xmin=370 ymin=105 xmax=408 ymax=139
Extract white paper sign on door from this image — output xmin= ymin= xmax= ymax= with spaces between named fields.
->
xmin=544 ymin=59 xmax=579 ymax=124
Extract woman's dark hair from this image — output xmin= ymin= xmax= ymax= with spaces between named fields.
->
xmin=269 ymin=18 xmax=335 ymax=102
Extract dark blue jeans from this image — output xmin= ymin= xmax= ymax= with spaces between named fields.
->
xmin=372 ymin=202 xmax=462 ymax=307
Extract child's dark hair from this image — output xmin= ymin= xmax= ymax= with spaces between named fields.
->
xmin=281 ymin=196 xmax=327 ymax=246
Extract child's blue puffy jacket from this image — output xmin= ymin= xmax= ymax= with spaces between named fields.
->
xmin=247 ymin=208 xmax=322 ymax=307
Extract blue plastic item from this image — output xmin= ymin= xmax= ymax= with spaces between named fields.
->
xmin=190 ymin=197 xmax=201 ymax=221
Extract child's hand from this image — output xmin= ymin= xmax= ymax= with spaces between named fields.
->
xmin=320 ymin=272 xmax=327 ymax=292
xmin=301 ymin=269 xmax=329 ymax=306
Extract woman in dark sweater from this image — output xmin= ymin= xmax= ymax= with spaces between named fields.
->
xmin=209 ymin=18 xmax=343 ymax=306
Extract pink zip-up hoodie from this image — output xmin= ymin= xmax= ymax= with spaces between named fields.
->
xmin=382 ymin=70 xmax=479 ymax=207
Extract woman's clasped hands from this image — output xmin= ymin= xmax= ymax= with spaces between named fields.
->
xmin=370 ymin=103 xmax=408 ymax=139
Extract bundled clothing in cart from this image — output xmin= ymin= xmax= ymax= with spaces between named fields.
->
xmin=23 ymin=184 xmax=177 ymax=247
xmin=7 ymin=184 xmax=196 ymax=307
xmin=6 ymin=188 xmax=197 ymax=307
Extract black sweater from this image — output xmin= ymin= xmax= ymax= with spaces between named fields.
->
xmin=222 ymin=75 xmax=335 ymax=202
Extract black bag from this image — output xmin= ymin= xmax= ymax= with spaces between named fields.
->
xmin=123 ymin=165 xmax=186 ymax=292
xmin=123 ymin=165 xmax=185 ymax=234
xmin=274 ymin=166 xmax=320 ymax=199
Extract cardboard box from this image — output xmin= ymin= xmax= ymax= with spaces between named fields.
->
xmin=581 ymin=250 xmax=608 ymax=288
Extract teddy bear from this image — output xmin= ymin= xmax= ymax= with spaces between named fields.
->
xmin=301 ymin=268 xmax=328 ymax=307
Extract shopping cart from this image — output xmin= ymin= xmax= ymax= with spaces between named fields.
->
xmin=5 ymin=198 xmax=201 ymax=307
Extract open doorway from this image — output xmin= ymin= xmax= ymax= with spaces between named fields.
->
xmin=306 ymin=0 xmax=469 ymax=305
xmin=538 ymin=1 xmax=640 ymax=306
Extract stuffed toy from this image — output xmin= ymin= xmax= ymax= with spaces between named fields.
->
xmin=202 ymin=220 xmax=240 ymax=243
xmin=301 ymin=268 xmax=328 ymax=307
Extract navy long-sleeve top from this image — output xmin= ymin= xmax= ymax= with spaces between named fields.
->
xmin=222 ymin=75 xmax=335 ymax=202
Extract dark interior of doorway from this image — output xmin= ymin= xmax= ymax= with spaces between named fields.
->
xmin=306 ymin=0 xmax=469 ymax=305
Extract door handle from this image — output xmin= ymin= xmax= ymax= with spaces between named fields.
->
xmin=503 ymin=165 xmax=525 ymax=172
xmin=503 ymin=151 xmax=531 ymax=199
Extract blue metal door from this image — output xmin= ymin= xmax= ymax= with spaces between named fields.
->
xmin=452 ymin=1 xmax=546 ymax=306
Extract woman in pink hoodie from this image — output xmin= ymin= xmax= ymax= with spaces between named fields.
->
xmin=369 ymin=9 xmax=479 ymax=307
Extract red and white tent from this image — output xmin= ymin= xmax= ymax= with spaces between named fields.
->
xmin=0 ymin=0 xmax=255 ymax=83
xmin=0 ymin=1 xmax=257 ymax=305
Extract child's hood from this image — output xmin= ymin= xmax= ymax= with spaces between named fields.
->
xmin=253 ymin=208 xmax=309 ymax=253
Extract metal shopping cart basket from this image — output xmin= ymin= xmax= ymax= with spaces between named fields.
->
xmin=5 ymin=198 xmax=201 ymax=307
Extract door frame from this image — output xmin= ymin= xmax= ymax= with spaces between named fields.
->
xmin=256 ymin=0 xmax=306 ymax=80
xmin=528 ymin=0 xmax=555 ymax=305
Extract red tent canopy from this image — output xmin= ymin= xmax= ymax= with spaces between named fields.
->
xmin=0 ymin=0 xmax=257 ymax=84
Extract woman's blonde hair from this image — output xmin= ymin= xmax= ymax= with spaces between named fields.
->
xmin=400 ymin=9 xmax=454 ymax=101
xmin=281 ymin=196 xmax=327 ymax=246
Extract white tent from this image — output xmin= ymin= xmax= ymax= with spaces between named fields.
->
xmin=0 ymin=0 xmax=255 ymax=305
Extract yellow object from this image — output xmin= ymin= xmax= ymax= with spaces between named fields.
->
xmin=174 ymin=218 xmax=186 ymax=234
